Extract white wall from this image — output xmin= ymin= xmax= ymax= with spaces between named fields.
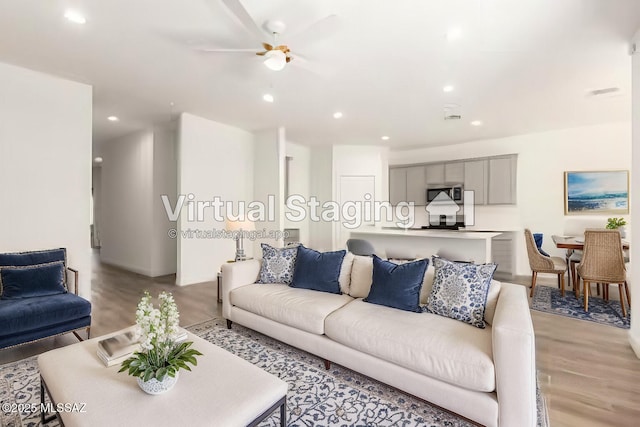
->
xmin=92 ymin=166 xmax=102 ymax=248
xmin=100 ymin=126 xmax=177 ymax=277
xmin=630 ymin=30 xmax=640 ymax=358
xmin=284 ymin=141 xmax=311 ymax=245
xmin=151 ymin=125 xmax=178 ymax=276
xmin=332 ymin=145 xmax=390 ymax=250
xmin=390 ymin=122 xmax=631 ymax=275
xmin=176 ymin=113 xmax=254 ymax=285
xmin=308 ymin=146 xmax=334 ymax=251
xmin=0 ymin=61 xmax=92 ymax=298
xmin=252 ymin=128 xmax=285 ymax=254
xmin=100 ymin=130 xmax=155 ymax=275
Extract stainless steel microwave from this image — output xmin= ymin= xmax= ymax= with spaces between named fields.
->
xmin=426 ymin=185 xmax=463 ymax=203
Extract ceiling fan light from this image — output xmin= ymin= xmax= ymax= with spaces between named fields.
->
xmin=264 ymin=50 xmax=287 ymax=71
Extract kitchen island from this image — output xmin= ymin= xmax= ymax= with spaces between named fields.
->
xmin=350 ymin=227 xmax=503 ymax=263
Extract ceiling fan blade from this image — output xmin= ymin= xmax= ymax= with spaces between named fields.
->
xmin=262 ymin=43 xmax=273 ymax=51
xmin=221 ymin=0 xmax=265 ymax=42
xmin=276 ymin=45 xmax=289 ymax=52
xmin=196 ymin=47 xmax=259 ymax=53
xmin=256 ymin=51 xmax=267 ymax=56
xmin=289 ymin=54 xmax=334 ymax=78
xmin=289 ymin=15 xmax=340 ymax=47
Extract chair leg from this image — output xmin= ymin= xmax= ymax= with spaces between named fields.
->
xmin=574 ymin=272 xmax=581 ymax=298
xmin=530 ymin=271 xmax=538 ymax=297
xmin=625 ymin=281 xmax=631 ymax=306
xmin=559 ymin=273 xmax=565 ymax=297
xmin=583 ymin=281 xmax=589 ymax=312
xmin=571 ymin=261 xmax=578 ymax=290
xmin=618 ymin=284 xmax=628 ymax=318
xmin=604 ymin=284 xmax=609 ymax=301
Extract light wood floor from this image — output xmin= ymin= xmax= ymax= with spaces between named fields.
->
xmin=1 ymin=259 xmax=639 ymax=427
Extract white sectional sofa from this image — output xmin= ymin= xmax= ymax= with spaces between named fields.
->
xmin=222 ymin=257 xmax=536 ymax=427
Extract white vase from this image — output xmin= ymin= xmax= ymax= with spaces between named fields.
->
xmin=137 ymin=372 xmax=179 ymax=395
xmin=618 ymin=226 xmax=627 ymax=239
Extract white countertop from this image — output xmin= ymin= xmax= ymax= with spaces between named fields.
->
xmin=351 ymin=227 xmax=503 ymax=240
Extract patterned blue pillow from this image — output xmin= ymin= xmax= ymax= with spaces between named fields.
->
xmin=257 ymin=244 xmax=298 ymax=284
xmin=426 ymin=257 xmax=497 ymax=328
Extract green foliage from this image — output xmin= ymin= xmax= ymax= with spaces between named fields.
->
xmin=118 ymin=341 xmax=203 ymax=381
xmin=606 ymin=217 xmax=627 ymax=229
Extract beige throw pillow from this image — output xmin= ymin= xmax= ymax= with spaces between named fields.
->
xmin=338 ymin=252 xmax=355 ymax=294
xmin=348 ymin=255 xmax=374 ymax=298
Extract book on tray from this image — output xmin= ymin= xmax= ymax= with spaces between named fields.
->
xmin=96 ymin=328 xmax=188 ymax=367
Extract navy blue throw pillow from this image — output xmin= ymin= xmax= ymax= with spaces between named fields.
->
xmin=290 ymin=246 xmax=346 ymax=294
xmin=0 ymin=261 xmax=67 ymax=300
xmin=365 ymin=256 xmax=428 ymax=312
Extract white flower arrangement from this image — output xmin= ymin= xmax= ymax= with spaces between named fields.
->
xmin=119 ymin=291 xmax=202 ymax=382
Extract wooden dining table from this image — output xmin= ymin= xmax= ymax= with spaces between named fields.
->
xmin=552 ymin=235 xmax=630 ymax=251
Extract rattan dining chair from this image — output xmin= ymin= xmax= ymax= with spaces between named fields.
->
xmin=525 ymin=229 xmax=568 ymax=297
xmin=576 ymin=229 xmax=630 ymax=316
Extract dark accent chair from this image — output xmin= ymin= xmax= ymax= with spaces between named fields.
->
xmin=346 ymin=239 xmax=376 ymax=256
xmin=0 ymin=248 xmax=91 ymax=349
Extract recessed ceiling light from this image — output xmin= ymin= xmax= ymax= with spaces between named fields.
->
xmin=471 ymin=120 xmax=483 ymax=126
xmin=381 ymin=136 xmax=390 ymax=141
xmin=107 ymin=116 xmax=119 ymax=122
xmin=443 ymin=85 xmax=454 ymax=93
xmin=333 ymin=112 xmax=343 ymax=119
xmin=64 ymin=10 xmax=86 ymax=24
xmin=262 ymin=93 xmax=275 ymax=103
xmin=93 ymin=157 xmax=103 ymax=164
xmin=446 ymin=27 xmax=463 ymax=41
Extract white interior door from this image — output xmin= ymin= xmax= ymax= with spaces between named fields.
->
xmin=337 ymin=175 xmax=376 ymax=250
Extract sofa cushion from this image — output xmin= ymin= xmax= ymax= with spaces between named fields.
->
xmin=257 ymin=244 xmax=298 ymax=284
xmin=364 ymin=256 xmax=427 ymax=312
xmin=325 ymin=299 xmax=495 ymax=392
xmin=483 ymin=280 xmax=502 ymax=325
xmin=0 ymin=261 xmax=66 ymax=299
xmin=231 ymin=283 xmax=354 ymax=334
xmin=0 ymin=293 xmax=91 ymax=337
xmin=290 ymin=246 xmax=346 ymax=294
xmin=426 ymin=257 xmax=497 ymax=329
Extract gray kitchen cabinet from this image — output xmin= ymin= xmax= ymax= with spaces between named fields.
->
xmin=464 ymin=160 xmax=488 ymax=205
xmin=389 ymin=167 xmax=407 ymax=205
xmin=390 ymin=154 xmax=517 ymax=206
xmin=406 ymin=166 xmax=427 ymax=205
xmin=488 ymin=155 xmax=517 ymax=204
xmin=424 ymin=163 xmax=445 ymax=186
xmin=445 ymin=162 xmax=464 ymax=183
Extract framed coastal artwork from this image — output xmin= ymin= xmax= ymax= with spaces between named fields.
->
xmin=564 ymin=170 xmax=629 ymax=215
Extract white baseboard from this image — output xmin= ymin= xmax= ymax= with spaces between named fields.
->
xmin=100 ymin=256 xmax=153 ymax=277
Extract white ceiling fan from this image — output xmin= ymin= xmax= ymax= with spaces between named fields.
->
xmin=198 ymin=0 xmax=339 ymax=73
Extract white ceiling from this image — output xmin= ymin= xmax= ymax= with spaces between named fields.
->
xmin=0 ymin=0 xmax=638 ymax=149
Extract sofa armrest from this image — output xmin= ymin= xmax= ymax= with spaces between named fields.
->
xmin=492 ymin=282 xmax=537 ymax=427
xmin=66 ymin=267 xmax=79 ymax=295
xmin=221 ymin=260 xmax=261 ymax=319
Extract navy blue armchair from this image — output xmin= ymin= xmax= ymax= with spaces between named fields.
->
xmin=0 ymin=248 xmax=91 ymax=349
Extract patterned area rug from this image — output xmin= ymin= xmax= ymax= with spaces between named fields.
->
xmin=1 ymin=318 xmax=549 ymax=427
xmin=531 ymin=285 xmax=630 ymax=329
